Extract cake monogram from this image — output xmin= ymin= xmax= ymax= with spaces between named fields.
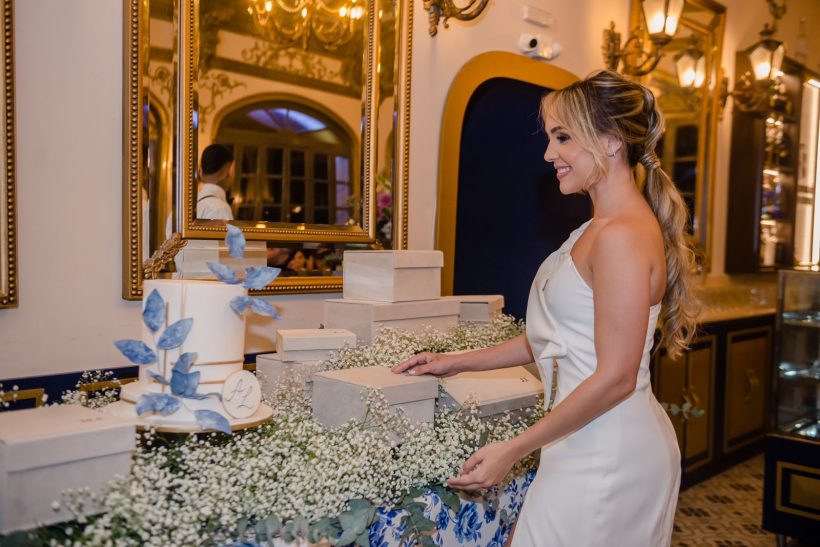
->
xmin=111 ymin=226 xmax=278 ymax=433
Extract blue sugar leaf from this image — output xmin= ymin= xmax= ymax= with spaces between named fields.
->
xmin=250 ymin=297 xmax=280 ymax=319
xmin=195 ymin=409 xmax=232 ymax=435
xmin=114 ymin=340 xmax=157 ymax=365
xmin=170 ymin=369 xmax=200 ymax=397
xmin=184 ymin=392 xmax=220 ymax=400
xmin=230 ymin=295 xmax=253 ymax=316
xmin=226 ymin=224 xmax=245 ymax=260
xmin=206 ymin=262 xmax=241 ymax=285
xmin=243 ymin=267 xmax=281 ymax=290
xmin=146 ymin=370 xmax=169 ymax=385
xmin=157 ymin=318 xmax=194 ymax=350
xmin=142 ymin=290 xmax=165 ymax=333
xmin=135 ymin=393 xmax=180 ymax=416
xmin=173 ymin=352 xmax=198 ymax=374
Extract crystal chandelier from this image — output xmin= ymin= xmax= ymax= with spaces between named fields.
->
xmin=248 ymin=0 xmax=364 ymax=51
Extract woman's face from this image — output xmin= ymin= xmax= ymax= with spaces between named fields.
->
xmin=543 ymin=115 xmax=596 ymax=195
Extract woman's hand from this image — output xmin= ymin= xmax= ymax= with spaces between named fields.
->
xmin=445 ymin=441 xmax=519 ymax=491
xmin=391 ymin=352 xmax=461 ymax=378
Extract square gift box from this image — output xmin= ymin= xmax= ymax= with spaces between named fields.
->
xmin=312 ymin=366 xmax=438 ymax=435
xmin=323 ymin=298 xmax=460 ymax=344
xmin=342 ymin=250 xmax=444 ymax=302
xmin=256 ymin=353 xmax=321 ymax=397
xmin=0 ymin=405 xmax=136 ymax=534
xmin=442 ymin=295 xmax=505 ymax=322
xmin=439 ymin=366 xmax=543 ymax=418
xmin=275 ymin=328 xmax=356 ymax=362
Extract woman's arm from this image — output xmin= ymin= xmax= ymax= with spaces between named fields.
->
xmin=447 ymin=221 xmax=656 ymax=489
xmin=391 ymin=333 xmax=534 ymax=377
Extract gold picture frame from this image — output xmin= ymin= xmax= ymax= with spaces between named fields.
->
xmin=0 ymin=0 xmax=16 ymax=309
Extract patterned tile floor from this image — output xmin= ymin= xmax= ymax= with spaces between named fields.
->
xmin=672 ymin=455 xmax=818 ymax=547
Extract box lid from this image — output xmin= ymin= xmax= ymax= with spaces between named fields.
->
xmin=343 ymin=250 xmax=444 ymax=269
xmin=275 ymin=329 xmax=356 ymax=352
xmin=324 ymin=298 xmax=459 ymax=321
xmin=442 ymin=295 xmax=504 ymax=306
xmin=440 ymin=366 xmax=543 ymax=407
xmin=0 ymin=406 xmax=136 ymax=472
xmin=314 ymin=366 xmax=438 ymax=404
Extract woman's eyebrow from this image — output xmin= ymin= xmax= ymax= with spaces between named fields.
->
xmin=549 ymin=126 xmax=566 ymax=135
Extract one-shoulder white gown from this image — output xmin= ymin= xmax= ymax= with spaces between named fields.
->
xmin=511 ymin=220 xmax=680 ymax=546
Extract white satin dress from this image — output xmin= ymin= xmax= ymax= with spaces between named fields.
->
xmin=511 ymin=220 xmax=680 ymax=546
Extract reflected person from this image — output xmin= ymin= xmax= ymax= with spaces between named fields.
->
xmin=197 ymin=144 xmax=235 ymax=220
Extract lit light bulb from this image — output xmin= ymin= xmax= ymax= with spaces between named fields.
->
xmin=754 ymin=62 xmax=771 ymax=80
xmin=301 ymin=7 xmax=308 ymax=18
xmin=339 ymin=6 xmax=347 ymax=16
xmin=265 ymin=0 xmax=272 ymax=12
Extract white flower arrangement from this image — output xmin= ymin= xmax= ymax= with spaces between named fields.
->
xmin=44 ymin=316 xmax=539 ymax=546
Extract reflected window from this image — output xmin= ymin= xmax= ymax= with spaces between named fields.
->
xmin=215 ymin=100 xmax=353 ymax=224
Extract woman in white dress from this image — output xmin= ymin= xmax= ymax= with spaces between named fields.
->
xmin=392 ymin=70 xmax=699 ymax=545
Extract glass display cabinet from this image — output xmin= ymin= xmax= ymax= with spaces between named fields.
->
xmin=763 ymin=268 xmax=820 ymax=541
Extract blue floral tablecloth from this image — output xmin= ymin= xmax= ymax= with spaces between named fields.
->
xmin=369 ymin=471 xmax=535 ymax=546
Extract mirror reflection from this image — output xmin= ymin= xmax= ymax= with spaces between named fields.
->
xmin=192 ymin=0 xmax=367 ymax=229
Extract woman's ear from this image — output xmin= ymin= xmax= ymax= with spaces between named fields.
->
xmin=602 ymin=134 xmax=623 ymax=158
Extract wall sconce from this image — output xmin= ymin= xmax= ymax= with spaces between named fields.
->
xmin=721 ymin=0 xmax=786 ymax=114
xmin=602 ymin=0 xmax=684 ymax=76
xmin=423 ymin=0 xmax=489 ymax=37
xmin=674 ymin=36 xmax=706 ymax=90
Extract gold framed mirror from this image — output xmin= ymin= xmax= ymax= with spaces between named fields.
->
xmin=0 ymin=0 xmax=16 ymax=309
xmin=123 ymin=0 xmax=411 ymax=299
xmin=629 ymin=0 xmax=725 ymax=271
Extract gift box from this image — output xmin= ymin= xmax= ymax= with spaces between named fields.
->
xmin=323 ymin=298 xmax=460 ymax=344
xmin=256 ymin=353 xmax=320 ymax=397
xmin=442 ymin=295 xmax=505 ymax=322
xmin=275 ymin=328 xmax=356 ymax=362
xmin=312 ymin=366 xmax=438 ymax=435
xmin=0 ymin=405 xmax=136 ymax=534
xmin=342 ymin=250 xmax=444 ymax=302
xmin=439 ymin=366 xmax=543 ymax=418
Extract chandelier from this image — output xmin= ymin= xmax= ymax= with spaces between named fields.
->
xmin=248 ymin=0 xmax=364 ymax=51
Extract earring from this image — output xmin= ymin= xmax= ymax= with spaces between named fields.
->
xmin=607 ymin=151 xmax=616 ymax=158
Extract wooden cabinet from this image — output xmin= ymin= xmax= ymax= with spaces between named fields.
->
xmin=651 ymin=314 xmax=774 ymax=487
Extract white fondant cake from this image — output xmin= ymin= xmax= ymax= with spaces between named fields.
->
xmin=106 ymin=279 xmax=272 ymax=431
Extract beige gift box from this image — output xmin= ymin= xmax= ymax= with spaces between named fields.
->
xmin=342 ymin=250 xmax=444 ymax=302
xmin=275 ymin=328 xmax=356 ymax=362
xmin=323 ymin=298 xmax=460 ymax=344
xmin=442 ymin=295 xmax=505 ymax=322
xmin=312 ymin=366 xmax=438 ymax=436
xmin=0 ymin=405 xmax=136 ymax=534
xmin=256 ymin=353 xmax=320 ymax=397
xmin=439 ymin=366 xmax=543 ymax=418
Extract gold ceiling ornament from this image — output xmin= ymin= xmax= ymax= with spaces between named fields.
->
xmin=423 ymin=0 xmax=489 ymax=37
xmin=602 ymin=0 xmax=684 ymax=76
xmin=248 ymin=0 xmax=364 ymax=51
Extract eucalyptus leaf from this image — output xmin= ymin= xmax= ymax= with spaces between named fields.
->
xmin=114 ymin=339 xmax=157 ymax=365
xmin=142 ymin=289 xmax=165 ymax=333
xmin=293 ymin=515 xmax=309 ymax=538
xmin=170 ymin=369 xmax=201 ymax=397
xmin=237 ymin=517 xmax=248 ymax=536
xmin=242 ymin=267 xmax=281 ymax=290
xmin=135 ymin=393 xmax=180 ymax=416
xmin=226 ymin=224 xmax=245 ymax=260
xmin=146 ymin=370 xmax=169 ymax=385
xmin=173 ymin=352 xmax=198 ymax=374
xmin=418 ymin=534 xmax=436 ymax=546
xmin=435 ymin=486 xmax=461 ymax=514
xmin=280 ymin=522 xmax=295 ymax=543
xmin=347 ymin=499 xmax=373 ymax=512
xmin=249 ymin=297 xmax=280 ymax=319
xmin=335 ymin=528 xmax=358 ymax=546
xmin=355 ymin=530 xmax=371 ymax=547
xmin=157 ymin=318 xmax=194 ymax=350
xmin=206 ymin=262 xmax=241 ymax=285
xmin=230 ymin=295 xmax=253 ymax=316
xmin=194 ymin=409 xmax=232 ymax=435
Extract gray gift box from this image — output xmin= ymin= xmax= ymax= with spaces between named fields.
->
xmin=439 ymin=366 xmax=543 ymax=418
xmin=312 ymin=366 xmax=438 ymax=436
xmin=442 ymin=295 xmax=505 ymax=323
xmin=323 ymin=298 xmax=460 ymax=344
xmin=342 ymin=250 xmax=444 ymax=302
xmin=274 ymin=328 xmax=356 ymax=362
xmin=256 ymin=353 xmax=320 ymax=397
xmin=0 ymin=405 xmax=136 ymax=534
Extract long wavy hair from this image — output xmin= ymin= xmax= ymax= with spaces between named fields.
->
xmin=541 ymin=69 xmax=698 ymax=359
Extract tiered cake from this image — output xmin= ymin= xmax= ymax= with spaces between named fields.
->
xmin=105 ymin=279 xmax=273 ymax=432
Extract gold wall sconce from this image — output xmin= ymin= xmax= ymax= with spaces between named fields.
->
xmin=720 ymin=0 xmax=787 ymax=113
xmin=602 ymin=0 xmax=685 ymax=76
xmin=423 ymin=0 xmax=489 ymax=37
xmin=674 ymin=36 xmax=706 ymax=90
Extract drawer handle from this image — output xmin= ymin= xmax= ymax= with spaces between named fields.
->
xmin=745 ymin=368 xmax=760 ymax=402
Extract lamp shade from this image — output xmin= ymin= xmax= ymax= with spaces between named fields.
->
xmin=675 ymin=45 xmax=706 ymax=89
xmin=747 ymin=26 xmax=785 ymax=81
xmin=642 ymin=0 xmax=685 ymax=45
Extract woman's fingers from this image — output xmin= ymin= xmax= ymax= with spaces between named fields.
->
xmin=391 ymin=354 xmax=427 ymax=374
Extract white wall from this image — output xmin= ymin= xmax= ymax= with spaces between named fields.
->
xmin=1 ymin=0 xmax=817 ymax=380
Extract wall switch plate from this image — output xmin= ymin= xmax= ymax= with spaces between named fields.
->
xmin=521 ymin=5 xmax=552 ymax=27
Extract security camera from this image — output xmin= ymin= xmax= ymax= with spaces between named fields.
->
xmin=518 ymin=34 xmax=538 ymax=53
